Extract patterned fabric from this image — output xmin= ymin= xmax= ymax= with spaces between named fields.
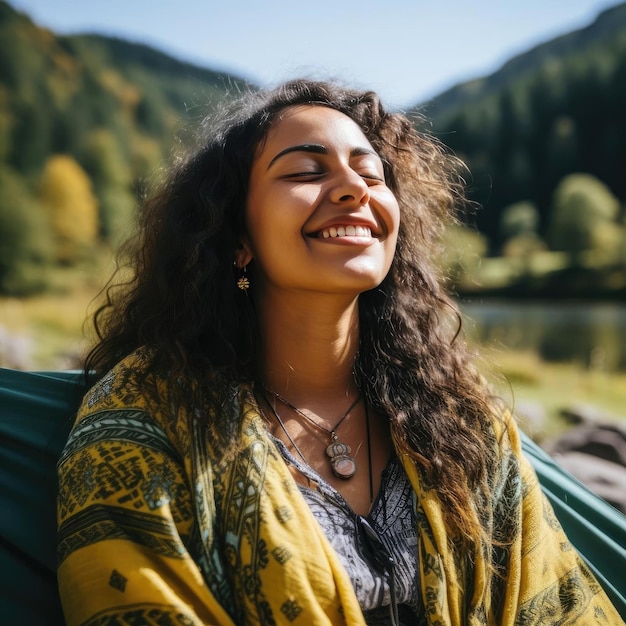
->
xmin=57 ymin=349 xmax=624 ymax=625
xmin=273 ymin=436 xmax=424 ymax=624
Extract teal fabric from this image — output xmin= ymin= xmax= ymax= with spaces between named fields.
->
xmin=1 ymin=367 xmax=625 ymax=623
xmin=0 ymin=368 xmax=84 ymax=626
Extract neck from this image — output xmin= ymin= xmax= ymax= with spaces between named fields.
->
xmin=255 ymin=289 xmax=361 ymax=408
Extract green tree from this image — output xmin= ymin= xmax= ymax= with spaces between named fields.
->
xmin=0 ymin=93 xmax=13 ymax=162
xmin=9 ymin=97 xmax=53 ymax=172
xmin=500 ymin=201 xmax=546 ymax=262
xmin=500 ymin=201 xmax=540 ymax=240
xmin=438 ymin=224 xmax=488 ymax=287
xmin=81 ymin=129 xmax=136 ymax=245
xmin=547 ymin=173 xmax=622 ymax=265
xmin=0 ymin=167 xmax=53 ymax=294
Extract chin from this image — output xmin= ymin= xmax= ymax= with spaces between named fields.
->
xmin=327 ymin=273 xmax=387 ymax=295
xmin=342 ymin=261 xmax=390 ymax=288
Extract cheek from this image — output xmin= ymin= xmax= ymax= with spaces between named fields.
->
xmin=244 ymin=196 xmax=274 ymax=253
xmin=244 ymin=206 xmax=295 ymax=268
xmin=246 ymin=187 xmax=316 ymax=242
xmin=384 ymin=195 xmax=401 ymax=240
xmin=385 ymin=202 xmax=401 ymax=261
xmin=392 ymin=203 xmax=401 ymax=235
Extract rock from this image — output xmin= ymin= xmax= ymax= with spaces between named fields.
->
xmin=559 ymin=404 xmax=607 ymax=426
xmin=544 ymin=423 xmax=626 ymax=466
xmin=552 ymin=451 xmax=626 ymax=513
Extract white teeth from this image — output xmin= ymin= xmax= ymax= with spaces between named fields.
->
xmin=319 ymin=225 xmax=372 ymax=239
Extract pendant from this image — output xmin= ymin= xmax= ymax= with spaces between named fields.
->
xmin=326 ymin=439 xmax=357 ymax=479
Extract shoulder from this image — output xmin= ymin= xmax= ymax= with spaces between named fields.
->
xmin=79 ymin=350 xmax=152 ymax=414
xmin=74 ymin=347 xmax=196 ymax=452
xmin=81 ymin=347 xmax=233 ymax=416
xmin=76 ymin=348 xmax=251 ymax=449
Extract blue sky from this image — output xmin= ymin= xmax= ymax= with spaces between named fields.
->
xmin=8 ymin=0 xmax=622 ymax=108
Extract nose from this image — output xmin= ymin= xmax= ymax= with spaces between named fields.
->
xmin=329 ymin=167 xmax=370 ymax=206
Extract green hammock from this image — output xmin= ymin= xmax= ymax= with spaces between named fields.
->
xmin=1 ymin=367 xmax=625 ymax=625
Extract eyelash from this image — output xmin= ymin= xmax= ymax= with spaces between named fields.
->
xmin=285 ymin=171 xmax=323 ymax=178
xmin=285 ymin=171 xmax=384 ymax=182
xmin=362 ymin=173 xmax=385 ymax=182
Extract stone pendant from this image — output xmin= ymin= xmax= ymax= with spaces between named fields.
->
xmin=326 ymin=438 xmax=357 ymax=479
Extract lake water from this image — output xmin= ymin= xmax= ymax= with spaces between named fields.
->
xmin=459 ymin=300 xmax=626 ymax=371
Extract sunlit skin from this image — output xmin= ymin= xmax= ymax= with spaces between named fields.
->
xmin=237 ymin=106 xmax=400 ymax=514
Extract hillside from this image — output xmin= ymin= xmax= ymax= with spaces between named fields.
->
xmin=410 ymin=3 xmax=626 ymax=250
xmin=420 ymin=3 xmax=626 ymax=122
xmin=0 ymin=1 xmax=253 ymax=171
xmin=0 ymin=0 xmax=254 ymax=293
xmin=1 ymin=0 xmax=625 ymax=299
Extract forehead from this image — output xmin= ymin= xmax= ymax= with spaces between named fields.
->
xmin=259 ymin=105 xmax=374 ymax=155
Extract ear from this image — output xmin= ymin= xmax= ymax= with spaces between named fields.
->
xmin=234 ymin=240 xmax=253 ymax=268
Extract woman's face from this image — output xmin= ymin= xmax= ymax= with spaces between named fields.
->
xmin=241 ymin=105 xmax=400 ymax=300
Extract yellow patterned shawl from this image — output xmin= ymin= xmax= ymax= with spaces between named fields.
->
xmin=57 ymin=351 xmax=623 ymax=625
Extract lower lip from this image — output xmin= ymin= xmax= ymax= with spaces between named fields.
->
xmin=314 ymin=235 xmax=378 ymax=246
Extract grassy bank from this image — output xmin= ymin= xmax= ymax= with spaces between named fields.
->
xmin=0 ymin=289 xmax=99 ymax=370
xmin=481 ymin=346 xmax=626 ymax=441
xmin=0 ymin=264 xmax=106 ymax=370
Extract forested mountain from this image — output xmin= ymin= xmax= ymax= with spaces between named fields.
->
xmin=413 ymin=2 xmax=626 ymax=252
xmin=0 ymin=0 xmax=252 ymax=293
xmin=0 ymin=1 xmax=252 ymax=173
xmin=1 ymin=0 xmax=625 ymax=297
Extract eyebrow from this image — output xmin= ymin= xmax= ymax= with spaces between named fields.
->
xmin=267 ymin=144 xmax=379 ymax=170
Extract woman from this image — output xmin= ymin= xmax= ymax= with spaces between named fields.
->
xmin=57 ymin=79 xmax=622 ymax=625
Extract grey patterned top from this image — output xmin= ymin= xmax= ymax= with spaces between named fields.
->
xmin=272 ymin=437 xmax=426 ymax=626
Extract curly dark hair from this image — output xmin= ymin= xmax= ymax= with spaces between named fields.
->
xmin=86 ymin=78 xmax=503 ymax=548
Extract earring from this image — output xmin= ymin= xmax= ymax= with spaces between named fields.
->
xmin=236 ymin=265 xmax=250 ymax=291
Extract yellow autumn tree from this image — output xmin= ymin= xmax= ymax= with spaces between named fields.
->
xmin=39 ymin=154 xmax=99 ymax=263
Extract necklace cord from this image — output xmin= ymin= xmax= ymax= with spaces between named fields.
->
xmin=264 ymin=387 xmax=361 ymax=437
xmin=365 ymin=403 xmax=373 ymax=504
xmin=259 ymin=389 xmax=393 ymax=619
xmin=261 ymin=387 xmax=362 ymax=480
xmin=261 ymin=390 xmax=395 ymax=620
xmin=258 ymin=391 xmax=312 ymax=486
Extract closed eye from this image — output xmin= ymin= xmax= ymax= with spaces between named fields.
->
xmin=282 ymin=171 xmax=384 ymax=182
xmin=282 ymin=171 xmax=324 ymax=178
xmin=361 ymin=173 xmax=384 ymax=182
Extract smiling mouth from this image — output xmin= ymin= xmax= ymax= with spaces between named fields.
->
xmin=318 ymin=225 xmax=373 ymax=239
